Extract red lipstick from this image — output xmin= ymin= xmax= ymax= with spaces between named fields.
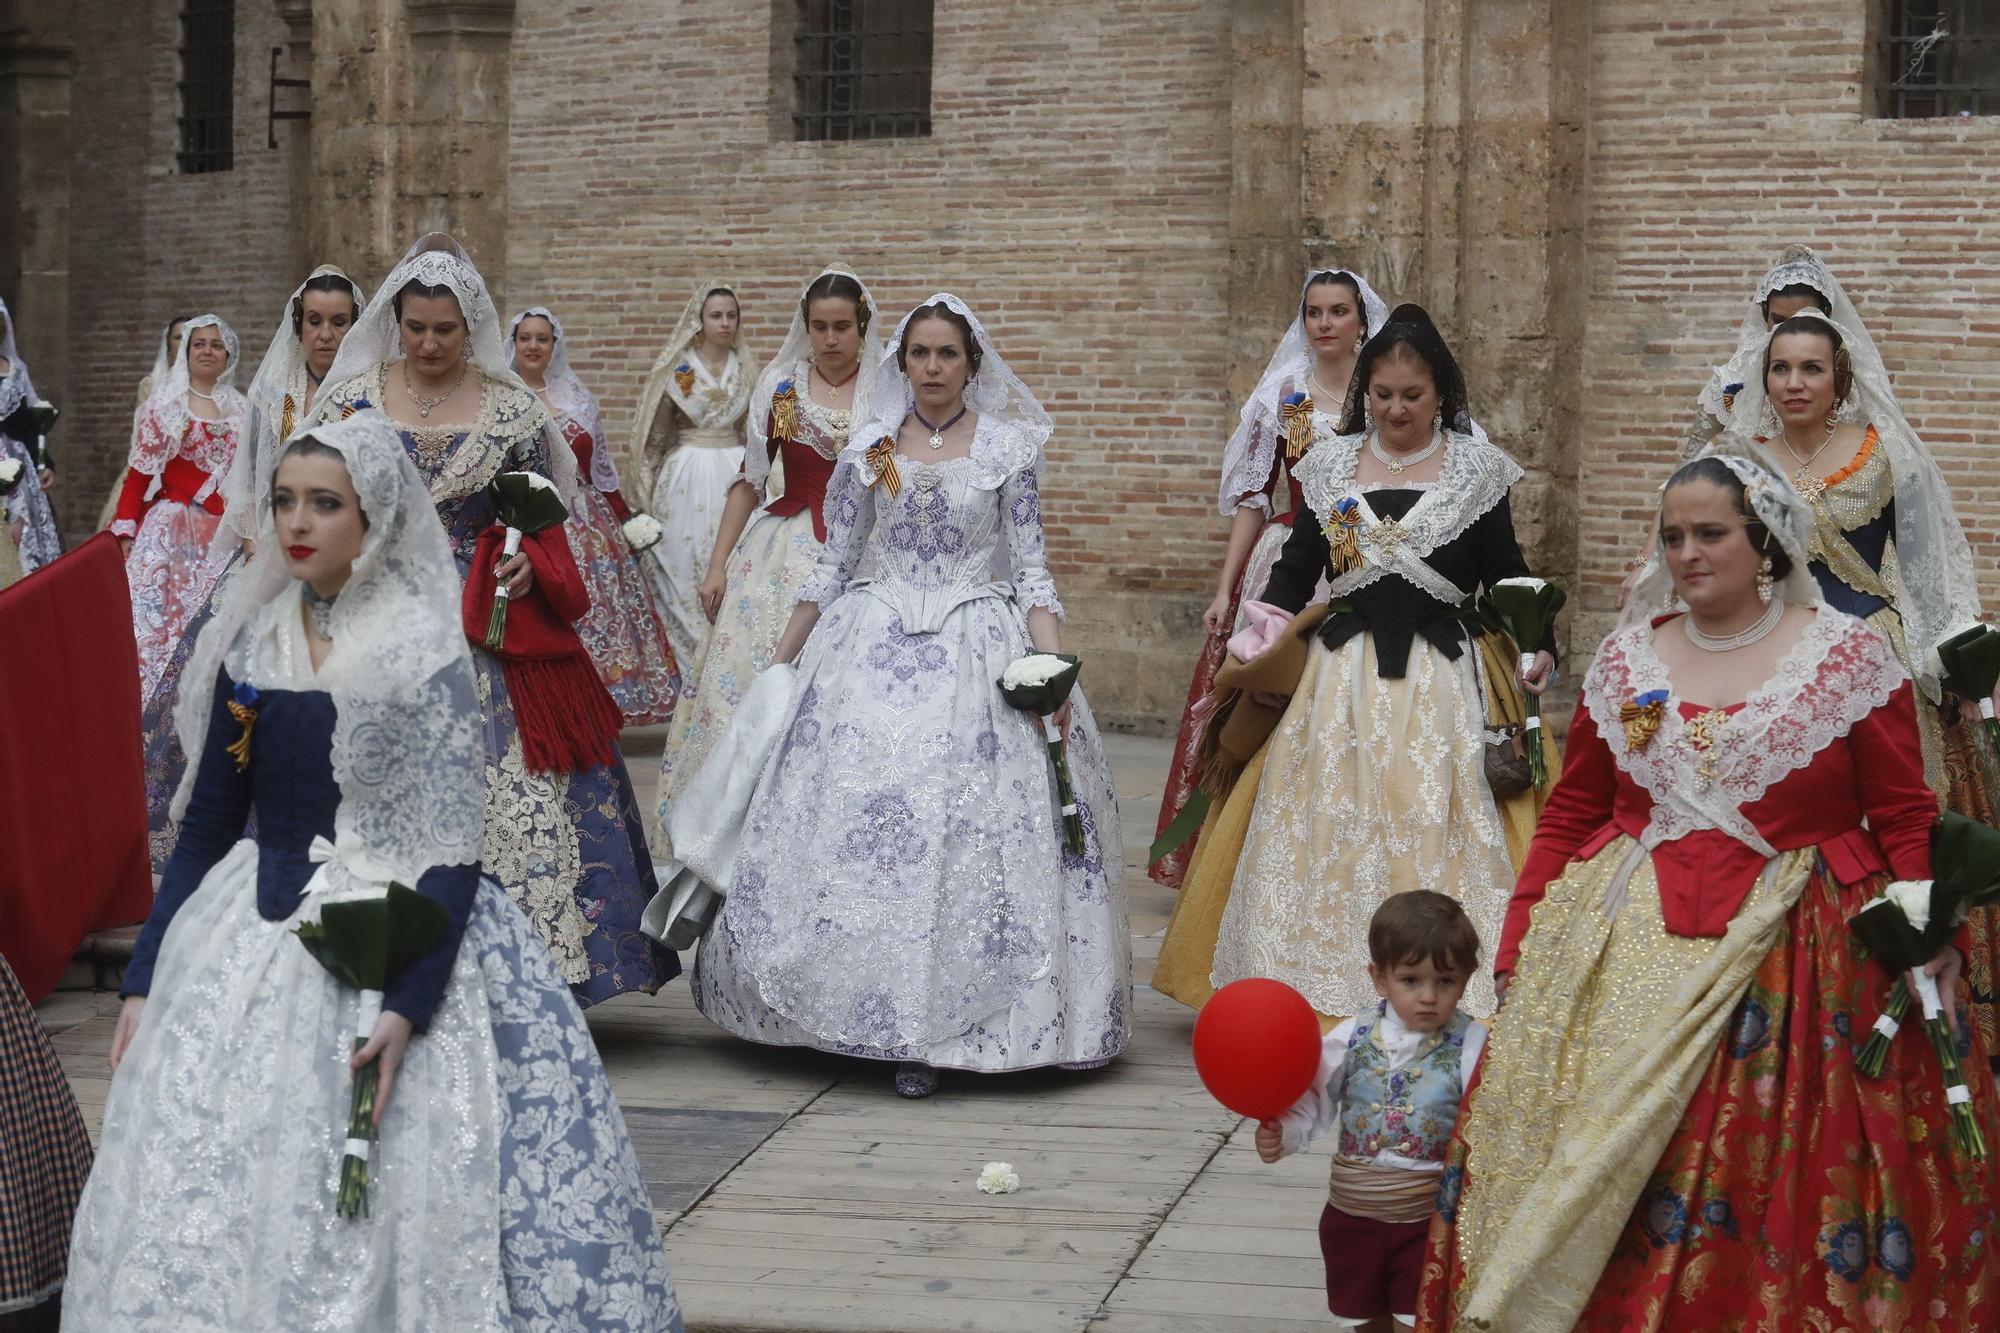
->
xmin=288 ymin=545 xmax=316 ymax=560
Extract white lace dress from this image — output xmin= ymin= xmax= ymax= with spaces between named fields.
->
xmin=692 ymin=418 xmax=1131 ymax=1071
xmin=63 ymin=603 xmax=682 ymax=1331
xmin=641 ymin=351 xmax=748 ymax=668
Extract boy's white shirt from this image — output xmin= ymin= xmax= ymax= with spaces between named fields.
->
xmin=1275 ymin=1005 xmax=1487 ymax=1165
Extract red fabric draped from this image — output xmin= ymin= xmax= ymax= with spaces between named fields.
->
xmin=0 ymin=535 xmax=153 ymax=1000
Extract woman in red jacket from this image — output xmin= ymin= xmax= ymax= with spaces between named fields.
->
xmin=1421 ymin=454 xmax=2000 ymax=1331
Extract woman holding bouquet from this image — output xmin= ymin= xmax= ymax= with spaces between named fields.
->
xmin=309 ymin=234 xmax=673 ymax=1008
xmin=114 ymin=314 xmax=249 ymax=700
xmin=631 ymin=280 xmax=753 ymax=668
xmin=1421 ymin=454 xmax=2000 ymax=1330
xmin=1150 ymin=267 xmax=1388 ymax=887
xmin=686 ymin=295 xmax=1129 ymax=1099
xmin=510 ymin=305 xmax=680 ymax=726
xmin=654 ymin=265 xmax=883 ymax=844
xmin=1712 ymin=309 xmax=2000 ymax=1036
xmin=65 ymin=412 xmax=682 ymax=1331
xmin=139 ymin=267 xmax=367 ymax=871
xmin=1152 ymin=306 xmax=1553 ymax=1022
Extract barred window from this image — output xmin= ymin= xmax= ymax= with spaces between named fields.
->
xmin=178 ymin=0 xmax=235 ymax=173
xmin=1876 ymin=1 xmax=2000 ymax=118
xmin=791 ymin=0 xmax=932 ymax=141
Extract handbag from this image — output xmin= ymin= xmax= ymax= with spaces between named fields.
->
xmin=1483 ymin=724 xmax=1532 ymax=799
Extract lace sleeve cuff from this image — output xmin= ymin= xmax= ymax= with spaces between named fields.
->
xmin=1015 ymin=569 xmax=1064 ymax=620
xmin=111 ymin=517 xmax=138 ymax=538
xmin=796 ymin=564 xmax=845 ymax=608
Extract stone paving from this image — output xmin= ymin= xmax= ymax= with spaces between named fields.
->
xmin=39 ymin=731 xmax=1340 ymax=1332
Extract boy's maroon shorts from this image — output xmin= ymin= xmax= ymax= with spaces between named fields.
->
xmin=1319 ymin=1201 xmax=1428 ymax=1320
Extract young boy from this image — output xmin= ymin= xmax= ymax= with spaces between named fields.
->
xmin=1255 ymin=891 xmax=1486 ymax=1332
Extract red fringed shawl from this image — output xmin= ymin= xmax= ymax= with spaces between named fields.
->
xmin=462 ymin=525 xmax=623 ymax=775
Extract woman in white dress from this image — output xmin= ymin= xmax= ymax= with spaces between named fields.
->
xmin=113 ymin=314 xmax=249 ymax=700
xmin=631 ymin=281 xmax=753 ymax=667
xmin=64 ymin=410 xmax=681 ymax=1331
xmin=689 ymin=295 xmax=1130 ymax=1098
xmin=655 ymin=265 xmax=882 ymax=844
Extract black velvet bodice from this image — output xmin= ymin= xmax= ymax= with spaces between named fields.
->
xmin=124 ymin=671 xmax=478 ymax=1031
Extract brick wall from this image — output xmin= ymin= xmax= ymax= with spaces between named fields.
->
xmin=1572 ymin=2 xmax=2000 ymax=654
xmin=503 ymin=0 xmax=1237 ymax=725
xmin=59 ymin=0 xmax=297 ymax=537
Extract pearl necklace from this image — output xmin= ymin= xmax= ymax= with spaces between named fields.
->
xmin=1369 ymin=428 xmax=1444 ymax=476
xmin=1683 ymin=597 xmax=1784 ymax=653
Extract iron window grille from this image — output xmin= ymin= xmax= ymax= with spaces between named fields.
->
xmin=792 ymin=0 xmax=933 ymax=141
xmin=178 ymin=0 xmax=235 ymax=173
xmin=1877 ymin=1 xmax=2000 ymax=118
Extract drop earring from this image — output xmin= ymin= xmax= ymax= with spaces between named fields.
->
xmin=1755 ymin=555 xmax=1775 ymax=605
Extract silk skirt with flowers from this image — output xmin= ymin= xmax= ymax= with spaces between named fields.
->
xmin=654 ymin=504 xmax=821 ymax=852
xmin=568 ymin=483 xmax=680 ymax=727
xmin=1419 ymin=837 xmax=2000 ymax=1332
xmin=126 ymin=498 xmax=226 ymax=703
xmin=1152 ymin=518 xmax=1324 ymax=888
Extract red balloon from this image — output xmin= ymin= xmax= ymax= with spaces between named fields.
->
xmin=1192 ymin=978 xmax=1323 ymax=1121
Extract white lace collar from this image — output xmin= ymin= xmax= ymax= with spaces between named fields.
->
xmin=1583 ymin=608 xmax=1905 ymax=853
xmin=849 ymin=413 xmax=1037 ymax=493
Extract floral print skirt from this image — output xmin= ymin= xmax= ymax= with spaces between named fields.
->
xmin=1420 ymin=843 xmax=2000 ymax=1331
xmin=567 ymin=486 xmax=679 ymax=727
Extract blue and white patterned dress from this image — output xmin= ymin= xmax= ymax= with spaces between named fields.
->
xmin=693 ymin=416 xmax=1131 ymax=1071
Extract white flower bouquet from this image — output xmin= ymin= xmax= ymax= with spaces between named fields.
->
xmin=976 ymin=1162 xmax=1021 ymax=1195
xmin=292 ymin=841 xmax=450 ymax=1217
xmin=997 ymin=653 xmax=1085 ymax=855
xmin=621 ymin=512 xmax=664 ymax=555
xmin=0 ymin=456 xmax=21 ymax=496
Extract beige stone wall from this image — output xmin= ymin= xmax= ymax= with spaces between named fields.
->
xmin=503 ymin=0 xmax=1238 ymax=726
xmin=1572 ymin=2 xmax=2000 ymax=657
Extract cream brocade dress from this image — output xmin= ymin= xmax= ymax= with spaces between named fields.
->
xmin=1205 ymin=431 xmax=1542 ymax=1020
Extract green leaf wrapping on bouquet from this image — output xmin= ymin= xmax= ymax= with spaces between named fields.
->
xmin=1937 ymin=624 xmax=2000 ymax=703
xmin=995 ymin=652 xmax=1081 ymax=715
xmin=1484 ymin=579 xmax=1568 ymax=656
xmin=1930 ymin=811 xmax=2000 ymax=930
xmin=292 ymin=883 xmax=451 ymax=992
xmin=484 ymin=470 xmax=570 ymax=533
xmin=1849 ymin=894 xmax=1934 ymax=969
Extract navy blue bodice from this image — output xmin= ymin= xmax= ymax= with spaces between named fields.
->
xmin=1810 ymin=500 xmax=1895 ymax=622
xmin=124 ymin=670 xmax=479 ymax=1031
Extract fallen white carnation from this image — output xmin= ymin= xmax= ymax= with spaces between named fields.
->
xmin=622 ymin=513 xmax=664 ymax=553
xmin=976 ymin=1161 xmax=1021 ymax=1195
xmin=1000 ymin=654 xmax=1071 ymax=690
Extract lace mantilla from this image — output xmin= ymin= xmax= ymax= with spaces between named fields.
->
xmin=1295 ymin=428 xmax=1521 ymax=601
xmin=1583 ymin=609 xmax=1905 ymax=853
xmin=745 ymin=358 xmax=855 ymax=493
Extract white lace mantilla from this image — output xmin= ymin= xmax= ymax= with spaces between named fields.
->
xmin=1295 ymin=428 xmax=1521 ymax=603
xmin=1583 ymin=609 xmax=1905 ymax=854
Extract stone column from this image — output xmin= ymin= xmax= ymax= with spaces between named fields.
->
xmin=276 ymin=0 xmax=315 ymax=279
xmin=1226 ymin=0 xmax=1304 ymax=402
xmin=404 ymin=0 xmax=517 ymax=289
xmin=309 ymin=0 xmax=408 ymax=284
xmin=0 ymin=0 xmax=72 ymax=414
xmin=1301 ymin=0 xmax=1587 ymax=645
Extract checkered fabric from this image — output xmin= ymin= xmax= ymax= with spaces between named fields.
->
xmin=0 ymin=955 xmax=91 ymax=1313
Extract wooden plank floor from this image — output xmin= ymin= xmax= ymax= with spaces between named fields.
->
xmin=41 ymin=732 xmax=1338 ymax=1332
